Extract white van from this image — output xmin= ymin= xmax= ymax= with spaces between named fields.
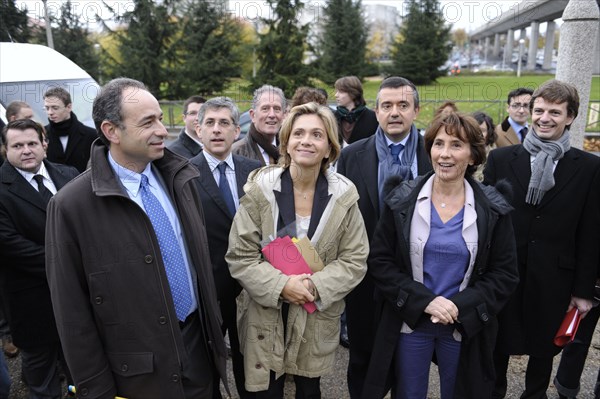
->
xmin=0 ymin=42 xmax=99 ymax=128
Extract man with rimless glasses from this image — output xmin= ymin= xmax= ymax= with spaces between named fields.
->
xmin=495 ymin=87 xmax=534 ymax=147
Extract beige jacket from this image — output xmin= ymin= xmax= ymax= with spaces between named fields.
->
xmin=226 ymin=166 xmax=368 ymax=391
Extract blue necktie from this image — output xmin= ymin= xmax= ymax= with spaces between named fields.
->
xmin=520 ymin=127 xmax=528 ymax=142
xmin=217 ymin=162 xmax=236 ymax=216
xmin=140 ymin=174 xmax=192 ymax=321
xmin=390 ymin=143 xmax=404 ymax=165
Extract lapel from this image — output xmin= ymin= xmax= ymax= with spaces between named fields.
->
xmin=357 ymin=137 xmax=379 ymax=215
xmin=307 ymin=173 xmax=332 ymax=239
xmin=537 ymin=149 xmax=580 ymax=207
xmin=274 ymin=170 xmax=296 ymax=237
xmin=45 ymin=161 xmax=72 ymax=190
xmin=509 ymin=146 xmax=532 ymax=193
xmin=0 ymin=162 xmax=48 ymax=211
xmin=182 ymin=132 xmax=202 ymax=157
xmin=196 ymin=153 xmax=233 ymax=219
xmin=233 ymin=156 xmax=254 ymax=197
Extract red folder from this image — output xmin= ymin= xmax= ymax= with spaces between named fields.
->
xmin=261 ymin=236 xmax=317 ymax=313
xmin=553 ymin=308 xmax=581 ymax=347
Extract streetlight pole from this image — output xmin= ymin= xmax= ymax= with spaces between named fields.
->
xmin=42 ymin=0 xmax=54 ymax=49
xmin=517 ymin=38 xmax=525 ymax=77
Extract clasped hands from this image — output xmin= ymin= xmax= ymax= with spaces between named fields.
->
xmin=281 ymin=274 xmax=317 ymax=306
xmin=425 ymin=296 xmax=459 ymax=325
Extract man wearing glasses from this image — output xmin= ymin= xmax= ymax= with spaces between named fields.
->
xmin=168 ymin=96 xmax=206 ymax=159
xmin=495 ymin=87 xmax=534 ymax=147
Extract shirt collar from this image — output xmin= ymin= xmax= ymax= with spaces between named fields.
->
xmin=108 ymin=151 xmax=154 ymax=197
xmin=14 ymin=161 xmax=50 ymax=184
xmin=507 ymin=117 xmax=527 ymax=133
xmin=384 ymin=131 xmax=411 ymax=148
xmin=204 ymin=151 xmax=235 ymax=173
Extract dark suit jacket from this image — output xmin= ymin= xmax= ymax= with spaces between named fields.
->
xmin=189 ymin=153 xmax=261 ymax=300
xmin=0 ymin=160 xmax=78 ymax=349
xmin=45 ymin=112 xmax=97 ymax=173
xmin=167 ymin=130 xmax=203 ymax=159
xmin=336 ymin=133 xmax=432 ymax=240
xmin=484 ymin=144 xmax=600 ymax=357
xmin=336 ymin=108 xmax=379 ymax=145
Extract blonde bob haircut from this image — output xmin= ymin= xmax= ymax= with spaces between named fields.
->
xmin=278 ymin=102 xmax=341 ymax=174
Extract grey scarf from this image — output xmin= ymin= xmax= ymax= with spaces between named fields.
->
xmin=522 ymin=128 xmax=571 ymax=205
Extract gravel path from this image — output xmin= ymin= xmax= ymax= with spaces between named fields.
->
xmin=6 ymin=324 xmax=600 ymax=398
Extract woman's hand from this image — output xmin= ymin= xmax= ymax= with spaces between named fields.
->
xmin=281 ymin=274 xmax=315 ymax=305
xmin=425 ymin=296 xmax=459 ymax=325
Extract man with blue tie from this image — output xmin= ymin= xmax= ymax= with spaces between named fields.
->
xmin=189 ymin=97 xmax=261 ymax=399
xmin=0 ymin=119 xmax=78 ymax=399
xmin=495 ymin=87 xmax=533 ymax=147
xmin=336 ymin=76 xmax=432 ymax=398
xmin=45 ymin=78 xmax=228 ymax=399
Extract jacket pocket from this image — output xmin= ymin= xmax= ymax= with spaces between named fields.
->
xmin=88 ymin=271 xmax=119 ymax=325
xmin=558 ymin=255 xmax=576 ymax=271
xmin=107 ymin=352 xmax=154 ymax=377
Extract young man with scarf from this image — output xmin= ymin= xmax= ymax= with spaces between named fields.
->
xmin=334 ymin=76 xmax=379 ymax=147
xmin=484 ymin=79 xmax=600 ymax=399
xmin=336 ymin=76 xmax=432 ymax=399
xmin=232 ymin=85 xmax=285 ymax=166
xmin=43 ymin=87 xmax=97 ymax=173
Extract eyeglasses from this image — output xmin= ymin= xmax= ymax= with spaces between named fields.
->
xmin=184 ymin=111 xmax=199 ymax=116
xmin=510 ymin=103 xmax=529 ymax=110
xmin=203 ymin=119 xmax=233 ymax=128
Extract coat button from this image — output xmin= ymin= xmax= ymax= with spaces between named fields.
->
xmin=255 ymin=363 xmax=262 ymax=369
xmin=144 ymin=255 xmax=153 ymax=263
xmin=396 ymin=299 xmax=405 ymax=307
xmin=80 ymin=388 xmax=89 ymax=396
xmin=257 ymin=334 xmax=265 ymax=340
xmin=94 ymin=296 xmax=103 ymax=305
xmin=171 ymin=373 xmax=180 ymax=382
xmin=158 ymin=316 xmax=167 ymax=325
xmin=121 ymin=363 xmax=128 ymax=372
xmin=481 ymin=313 xmax=489 ymax=322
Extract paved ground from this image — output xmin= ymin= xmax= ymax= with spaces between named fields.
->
xmin=5 ymin=324 xmax=600 ymax=398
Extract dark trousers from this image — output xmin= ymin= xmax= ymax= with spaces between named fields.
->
xmin=554 ymin=304 xmax=600 ymax=398
xmin=180 ymin=310 xmax=214 ymax=399
xmin=213 ymin=296 xmax=251 ymax=399
xmin=345 ymin=277 xmax=377 ymax=399
xmin=493 ymin=353 xmax=552 ymax=399
xmin=20 ymin=344 xmax=62 ymax=399
xmin=0 ymin=353 xmax=10 ymax=399
xmin=254 ymin=371 xmax=320 ymax=399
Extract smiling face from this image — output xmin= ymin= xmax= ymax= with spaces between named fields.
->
xmin=286 ymin=114 xmax=331 ymax=170
xmin=531 ymin=97 xmax=574 ymax=141
xmin=376 ymin=86 xmax=420 ymax=142
xmin=104 ymin=88 xmax=168 ymax=173
xmin=250 ymin=92 xmax=285 ymax=137
xmin=4 ymin=128 xmax=45 ymax=173
xmin=197 ymin=107 xmax=240 ymax=161
xmin=430 ymin=127 xmax=473 ymax=184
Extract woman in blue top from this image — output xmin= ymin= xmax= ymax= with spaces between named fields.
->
xmin=362 ymin=112 xmax=519 ymax=399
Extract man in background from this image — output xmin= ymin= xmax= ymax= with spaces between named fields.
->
xmin=495 ymin=87 xmax=533 ymax=147
xmin=168 ymin=95 xmax=206 ymax=158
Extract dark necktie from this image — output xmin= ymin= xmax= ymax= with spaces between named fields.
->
xmin=139 ymin=174 xmax=193 ymax=321
xmin=389 ymin=143 xmax=404 ymax=165
xmin=520 ymin=127 xmax=528 ymax=142
xmin=217 ymin=162 xmax=236 ymax=216
xmin=33 ymin=174 xmax=53 ymax=205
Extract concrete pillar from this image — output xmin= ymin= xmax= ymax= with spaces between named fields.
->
xmin=520 ymin=28 xmax=526 ymax=41
xmin=484 ymin=36 xmax=490 ymax=64
xmin=527 ymin=21 xmax=540 ymax=70
xmin=504 ymin=29 xmax=514 ymax=65
xmin=493 ymin=33 xmax=501 ymax=58
xmin=542 ymin=21 xmax=556 ymax=70
xmin=594 ymin=26 xmax=600 ymax=75
xmin=556 ymin=0 xmax=600 ymax=149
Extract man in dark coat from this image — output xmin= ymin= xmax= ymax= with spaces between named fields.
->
xmin=0 ymin=119 xmax=78 ymax=398
xmin=336 ymin=76 xmax=433 ymax=398
xmin=43 ymin=87 xmax=97 ymax=173
xmin=189 ymin=97 xmax=261 ymax=398
xmin=167 ymin=95 xmax=206 ymax=158
xmin=45 ymin=78 xmax=228 ymax=399
xmin=484 ymin=79 xmax=600 ymax=399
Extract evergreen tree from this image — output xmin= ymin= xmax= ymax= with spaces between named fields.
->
xmin=0 ymin=0 xmax=30 ymax=42
xmin=46 ymin=1 xmax=100 ymax=81
xmin=318 ymin=0 xmax=368 ymax=84
xmin=110 ymin=0 xmax=179 ymax=97
xmin=388 ymin=0 xmax=451 ymax=85
xmin=169 ymin=0 xmax=242 ymax=98
xmin=252 ymin=0 xmax=310 ymax=98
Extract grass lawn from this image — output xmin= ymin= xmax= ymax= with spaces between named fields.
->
xmin=161 ymin=74 xmax=600 ymax=130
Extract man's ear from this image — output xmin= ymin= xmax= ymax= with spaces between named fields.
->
xmin=101 ymin=121 xmax=120 ymax=144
